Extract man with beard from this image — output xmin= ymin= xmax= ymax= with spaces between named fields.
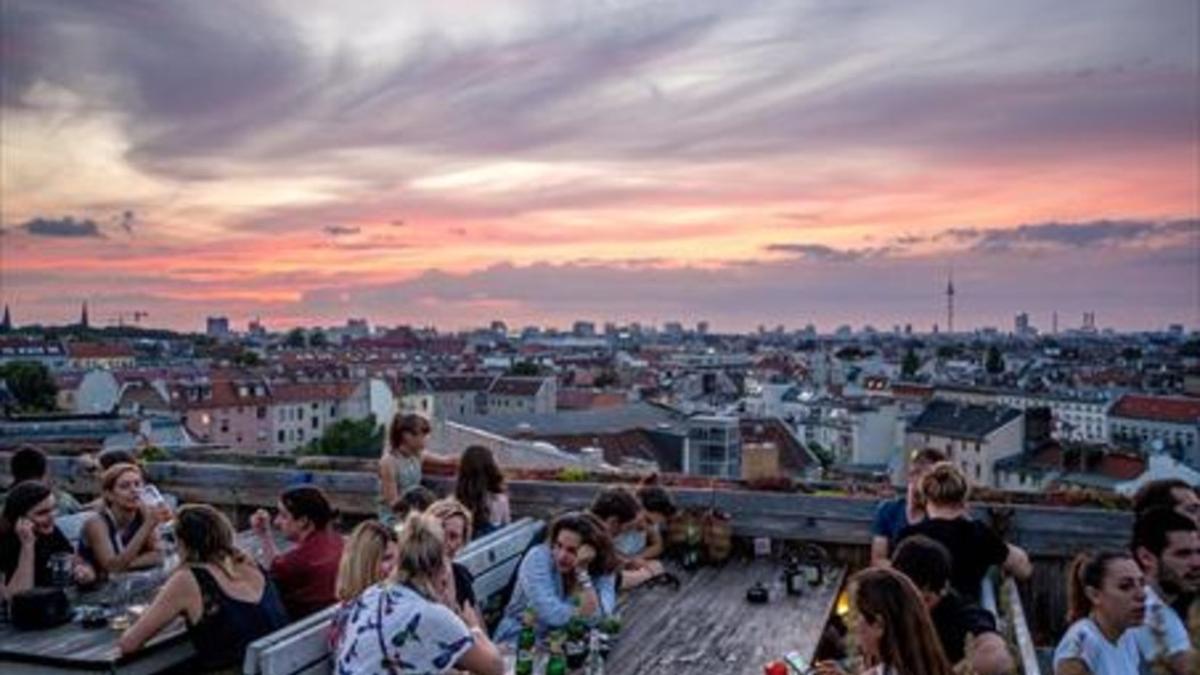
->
xmin=1133 ymin=479 xmax=1200 ymax=619
xmin=1130 ymin=507 xmax=1200 ymax=675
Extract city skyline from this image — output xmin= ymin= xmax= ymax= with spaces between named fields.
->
xmin=1 ymin=1 xmax=1197 ymax=331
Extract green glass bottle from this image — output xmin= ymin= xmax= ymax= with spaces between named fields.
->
xmin=516 ymin=610 xmax=537 ymax=675
xmin=544 ymin=638 xmax=567 ymax=675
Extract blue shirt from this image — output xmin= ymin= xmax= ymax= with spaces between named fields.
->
xmin=871 ymin=496 xmax=912 ymax=547
xmin=494 ymin=543 xmax=617 ymax=644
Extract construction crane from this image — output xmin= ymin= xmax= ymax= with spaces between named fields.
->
xmin=105 ymin=311 xmax=150 ymax=327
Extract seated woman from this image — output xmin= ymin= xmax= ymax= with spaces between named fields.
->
xmin=79 ymin=463 xmax=171 ymax=575
xmin=814 ymin=567 xmax=954 ymax=675
xmin=896 ymin=462 xmax=1031 ymax=600
xmin=330 ymin=520 xmax=398 ymax=652
xmin=335 ymin=513 xmax=504 ymax=675
xmin=454 ymin=445 xmax=511 ymax=539
xmin=1053 ymin=551 xmax=1146 ymax=675
xmin=634 ymin=478 xmax=678 ymax=561
xmin=495 ymin=511 xmax=619 ymax=644
xmin=590 ymin=487 xmax=663 ymax=589
xmin=1 ymin=482 xmax=96 ymax=594
xmin=118 ymin=504 xmax=289 ymax=672
xmin=427 ymin=498 xmax=479 ymax=619
xmin=9 ymin=446 xmax=82 ymax=516
xmin=251 ymin=484 xmax=344 ymax=619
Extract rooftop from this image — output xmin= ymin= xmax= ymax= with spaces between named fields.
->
xmin=1109 ymin=393 xmax=1200 ymax=424
xmin=908 ymin=400 xmax=1022 ymax=441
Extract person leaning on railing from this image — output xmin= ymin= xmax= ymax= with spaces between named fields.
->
xmin=494 ymin=511 xmax=619 ymax=644
xmin=1053 ymin=551 xmax=1145 ymax=675
xmin=895 ymin=461 xmax=1031 ymax=601
xmin=814 ymin=567 xmax=955 ymax=675
xmin=0 ymin=482 xmax=96 ymax=595
xmin=869 ymin=448 xmax=945 ymax=566
xmin=334 ymin=513 xmax=504 ymax=675
xmin=889 ymin=535 xmax=1015 ymax=675
xmin=454 ymin=445 xmax=511 ymax=539
xmin=379 ymin=413 xmax=430 ymax=524
xmin=118 ymin=504 xmax=289 ymax=672
xmin=79 ymin=463 xmax=171 ymax=575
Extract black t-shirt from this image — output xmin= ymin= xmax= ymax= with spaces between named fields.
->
xmin=452 ymin=561 xmax=477 ymax=610
xmin=930 ymin=589 xmax=998 ymax=664
xmin=898 ymin=517 xmax=1009 ymax=601
xmin=0 ymin=527 xmax=74 ymax=588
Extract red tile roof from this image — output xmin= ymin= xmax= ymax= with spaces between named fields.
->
xmin=1096 ymin=453 xmax=1146 ymax=481
xmin=1110 ymin=394 xmax=1200 ymax=425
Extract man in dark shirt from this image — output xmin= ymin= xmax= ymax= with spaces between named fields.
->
xmin=896 ymin=462 xmax=1031 ymax=601
xmin=892 ymin=535 xmax=1014 ymax=675
xmin=869 ymin=448 xmax=945 ymax=565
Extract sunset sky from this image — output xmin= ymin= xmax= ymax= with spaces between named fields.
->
xmin=1 ymin=1 xmax=1197 ymax=333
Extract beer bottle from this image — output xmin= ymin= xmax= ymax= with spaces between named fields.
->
xmin=544 ymin=637 xmax=567 ymax=675
xmin=516 ymin=610 xmax=537 ymax=675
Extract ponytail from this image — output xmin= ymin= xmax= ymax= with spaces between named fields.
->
xmin=1067 ymin=551 xmax=1132 ymax=623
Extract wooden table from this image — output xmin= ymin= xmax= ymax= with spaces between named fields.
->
xmin=0 ymin=529 xmax=290 ymax=674
xmin=605 ymin=559 xmax=846 ymax=674
xmin=0 ymin=569 xmax=194 ymax=675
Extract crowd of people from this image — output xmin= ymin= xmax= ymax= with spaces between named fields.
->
xmin=2 ymin=415 xmax=1199 ymax=675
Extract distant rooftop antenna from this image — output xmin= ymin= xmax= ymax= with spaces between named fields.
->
xmin=946 ymin=268 xmax=955 ymax=334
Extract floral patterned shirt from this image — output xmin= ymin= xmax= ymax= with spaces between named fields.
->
xmin=335 ymin=582 xmax=473 ymax=675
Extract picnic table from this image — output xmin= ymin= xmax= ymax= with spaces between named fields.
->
xmin=605 ymin=558 xmax=846 ymax=674
xmin=0 ymin=529 xmax=289 ymax=674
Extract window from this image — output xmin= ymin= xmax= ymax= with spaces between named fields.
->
xmin=220 ymin=419 xmax=229 ymax=434
xmin=277 ymin=430 xmax=285 ymax=443
xmin=297 ymin=429 xmax=305 ymax=441
xmin=975 ymin=464 xmax=981 ymax=480
xmin=296 ymin=406 xmax=304 ymax=419
xmin=312 ymin=417 xmax=319 ymax=430
xmin=257 ymin=406 xmax=267 ymax=419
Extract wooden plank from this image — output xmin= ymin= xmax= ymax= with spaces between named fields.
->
xmin=607 ymin=560 xmax=845 ymax=674
xmin=1004 ymin=578 xmax=1041 ymax=675
xmin=242 ymin=605 xmax=337 ymax=675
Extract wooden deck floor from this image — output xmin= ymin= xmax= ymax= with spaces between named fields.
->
xmin=607 ymin=559 xmax=845 ymax=674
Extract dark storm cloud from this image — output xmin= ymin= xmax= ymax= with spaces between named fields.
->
xmin=21 ymin=216 xmax=105 ymax=238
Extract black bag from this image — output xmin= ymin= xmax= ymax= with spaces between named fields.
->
xmin=11 ymin=587 xmax=72 ymax=630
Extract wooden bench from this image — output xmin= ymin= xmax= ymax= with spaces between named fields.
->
xmin=242 ymin=518 xmax=545 ymax=675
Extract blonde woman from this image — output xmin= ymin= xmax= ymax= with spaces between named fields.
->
xmin=426 ymin=498 xmax=478 ymax=618
xmin=335 ymin=513 xmax=504 ymax=675
xmin=329 ymin=521 xmax=398 ymax=652
xmin=79 ymin=463 xmax=171 ymax=575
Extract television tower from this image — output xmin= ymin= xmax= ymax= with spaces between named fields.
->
xmin=946 ymin=270 xmax=955 ymax=334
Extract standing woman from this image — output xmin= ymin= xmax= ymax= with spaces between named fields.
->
xmin=379 ymin=413 xmax=430 ymax=523
xmin=250 ymin=485 xmax=344 ymax=619
xmin=119 ymin=504 xmax=289 ymax=673
xmin=79 ymin=463 xmax=170 ymax=575
xmin=454 ymin=445 xmax=510 ymax=539
xmin=335 ymin=513 xmax=504 ymax=675
xmin=1053 ymin=551 xmax=1146 ymax=675
xmin=815 ymin=567 xmax=955 ymax=675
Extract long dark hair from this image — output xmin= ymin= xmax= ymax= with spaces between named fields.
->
xmin=851 ymin=567 xmax=954 ymax=675
xmin=1067 ymin=550 xmax=1135 ymax=623
xmin=548 ymin=511 xmax=619 ymax=578
xmin=455 ymin=445 xmax=505 ymax=528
